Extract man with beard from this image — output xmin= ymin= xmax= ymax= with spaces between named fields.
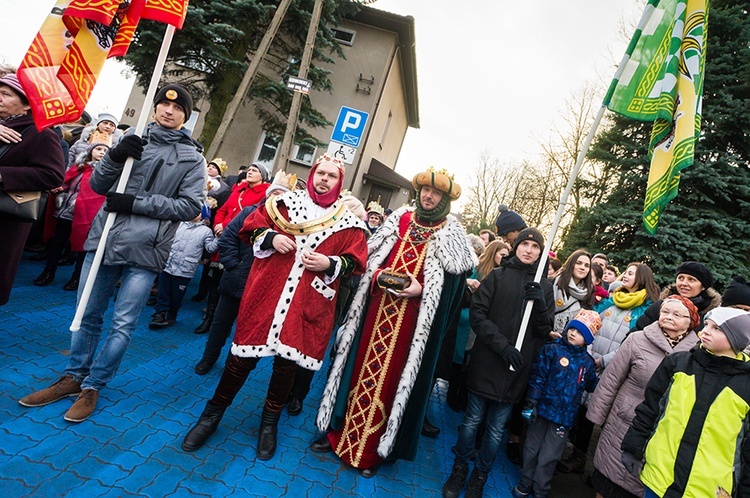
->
xmin=182 ymin=154 xmax=368 ymax=461
xmin=314 ymin=167 xmax=476 ymax=477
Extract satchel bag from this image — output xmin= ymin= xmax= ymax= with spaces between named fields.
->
xmin=0 ymin=190 xmax=43 ymax=221
xmin=0 ymin=126 xmax=44 ymax=221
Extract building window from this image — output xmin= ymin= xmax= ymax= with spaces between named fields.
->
xmin=332 ymin=27 xmax=356 ymax=46
xmin=292 ymin=144 xmax=316 ymax=165
xmin=256 ymin=134 xmax=278 ymax=171
xmin=184 ymin=110 xmax=200 ymax=133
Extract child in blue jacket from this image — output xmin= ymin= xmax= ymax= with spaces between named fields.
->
xmin=513 ymin=309 xmax=600 ymax=498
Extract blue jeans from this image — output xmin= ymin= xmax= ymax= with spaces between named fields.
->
xmin=66 ymin=252 xmax=156 ymax=390
xmin=454 ymin=392 xmax=513 ymax=473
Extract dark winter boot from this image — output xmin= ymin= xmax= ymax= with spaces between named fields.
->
xmin=256 ymin=408 xmax=281 ymax=460
xmin=465 ymin=468 xmax=489 ymax=498
xmin=194 ymin=291 xmax=219 ymax=334
xmin=557 ymin=447 xmax=586 ymax=473
xmin=62 ymin=276 xmax=79 ymax=291
xmin=33 ymin=268 xmax=56 ymax=286
xmin=442 ymin=461 xmax=470 ymax=498
xmin=422 ymin=416 xmax=440 ymax=437
xmin=149 ymin=312 xmax=169 ymax=330
xmin=181 ymin=401 xmax=226 ymax=452
xmin=194 ymin=356 xmax=217 ymax=375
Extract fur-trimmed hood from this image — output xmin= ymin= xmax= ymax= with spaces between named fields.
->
xmin=659 ymin=284 xmax=721 ymax=314
xmin=316 ymin=206 xmax=476 ymax=458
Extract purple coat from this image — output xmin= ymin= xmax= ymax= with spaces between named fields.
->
xmin=0 ymin=113 xmax=65 ymax=304
xmin=586 ymin=322 xmax=699 ymax=494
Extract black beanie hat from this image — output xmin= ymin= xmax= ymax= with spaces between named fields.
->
xmin=154 ymin=84 xmax=192 ymax=121
xmin=722 ymin=276 xmax=750 ymax=307
xmin=675 ymin=261 xmax=714 ymax=289
xmin=495 ymin=204 xmax=527 ymax=235
xmin=513 ymin=227 xmax=544 ymax=252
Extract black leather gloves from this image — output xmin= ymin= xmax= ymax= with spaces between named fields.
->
xmin=104 ymin=192 xmax=135 ymax=213
xmin=500 ymin=344 xmax=524 ymax=371
xmin=524 ymin=281 xmax=547 ymax=311
xmin=109 ymin=135 xmax=145 ymax=163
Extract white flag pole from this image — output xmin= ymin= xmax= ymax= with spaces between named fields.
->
xmin=71 ymin=24 xmax=177 ymax=332
xmin=510 ymin=3 xmax=660 ymax=367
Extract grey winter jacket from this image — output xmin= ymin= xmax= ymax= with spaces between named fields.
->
xmin=586 ymin=322 xmax=699 ymax=495
xmin=163 ymin=221 xmax=218 ymax=278
xmin=84 ymin=123 xmax=207 ymax=272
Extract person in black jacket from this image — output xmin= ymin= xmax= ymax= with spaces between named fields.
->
xmin=443 ymin=227 xmax=554 ymax=498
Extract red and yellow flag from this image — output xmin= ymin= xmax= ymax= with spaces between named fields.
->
xmin=17 ymin=0 xmax=188 ymax=130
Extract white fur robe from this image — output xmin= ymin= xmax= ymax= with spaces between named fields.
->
xmin=316 ymin=206 xmax=477 ymax=458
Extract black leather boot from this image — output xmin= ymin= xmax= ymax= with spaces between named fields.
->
xmin=422 ymin=416 xmax=440 ymax=437
xmin=62 ymin=276 xmax=79 ymax=291
xmin=465 ymin=468 xmax=488 ymax=498
xmin=194 ymin=291 xmax=219 ymax=335
xmin=182 ymin=401 xmax=226 ymax=452
xmin=256 ymin=408 xmax=281 ymax=460
xmin=34 ymin=268 xmax=55 ymax=286
xmin=149 ymin=312 xmax=169 ymax=330
xmin=194 ymin=356 xmax=217 ymax=375
xmin=442 ymin=461 xmax=470 ymax=498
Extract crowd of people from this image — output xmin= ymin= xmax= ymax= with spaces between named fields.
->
xmin=2 ymin=71 xmax=750 ymax=498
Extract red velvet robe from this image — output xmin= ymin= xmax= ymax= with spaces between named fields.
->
xmin=327 ymin=211 xmax=445 ymax=469
xmin=232 ymin=191 xmax=368 ymax=370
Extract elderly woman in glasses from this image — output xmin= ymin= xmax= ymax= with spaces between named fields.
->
xmin=585 ymin=295 xmax=700 ymax=498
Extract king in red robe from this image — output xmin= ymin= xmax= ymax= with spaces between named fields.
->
xmin=183 ymin=155 xmax=368 ymax=460
xmin=315 ymin=167 xmax=476 ymax=474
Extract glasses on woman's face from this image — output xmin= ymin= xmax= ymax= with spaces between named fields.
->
xmin=659 ymin=309 xmax=690 ymax=320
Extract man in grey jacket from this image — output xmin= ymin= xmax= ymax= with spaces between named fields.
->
xmin=19 ymin=84 xmax=207 ymax=423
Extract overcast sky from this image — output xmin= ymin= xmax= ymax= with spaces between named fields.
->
xmin=1 ymin=0 xmax=641 ymax=188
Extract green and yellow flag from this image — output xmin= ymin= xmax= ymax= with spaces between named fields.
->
xmin=604 ymin=0 xmax=708 ymax=234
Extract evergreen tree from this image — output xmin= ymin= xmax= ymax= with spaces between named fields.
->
xmin=121 ymin=0 xmax=363 ymax=149
xmin=562 ymin=0 xmax=750 ymax=289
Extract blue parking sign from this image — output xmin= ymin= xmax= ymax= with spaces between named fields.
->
xmin=331 ymin=106 xmax=369 ymax=148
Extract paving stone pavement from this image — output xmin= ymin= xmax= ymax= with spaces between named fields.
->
xmin=1 ymin=256 xmax=593 ymax=497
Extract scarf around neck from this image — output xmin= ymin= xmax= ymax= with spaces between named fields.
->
xmin=612 ymin=288 xmax=648 ymax=309
xmin=415 ymin=188 xmax=451 ymax=222
xmin=554 ymin=276 xmax=588 ymax=308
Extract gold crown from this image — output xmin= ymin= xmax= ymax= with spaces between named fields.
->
xmin=269 ymin=170 xmax=298 ymax=191
xmin=412 ymin=166 xmax=461 ymax=200
xmin=314 ymin=153 xmax=345 ymax=171
xmin=366 ymin=201 xmax=385 ymax=216
xmin=88 ymin=130 xmax=113 ymax=148
xmin=208 ymin=157 xmax=227 ymax=175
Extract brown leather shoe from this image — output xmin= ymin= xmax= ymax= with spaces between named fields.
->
xmin=19 ymin=375 xmax=82 ymax=407
xmin=64 ymin=389 xmax=99 ymax=422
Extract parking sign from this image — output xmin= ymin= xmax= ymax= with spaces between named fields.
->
xmin=331 ymin=106 xmax=369 ymax=148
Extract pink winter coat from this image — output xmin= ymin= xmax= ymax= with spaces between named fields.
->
xmin=586 ymin=322 xmax=699 ymax=495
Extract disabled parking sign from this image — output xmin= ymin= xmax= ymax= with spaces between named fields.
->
xmin=331 ymin=106 xmax=369 ymax=148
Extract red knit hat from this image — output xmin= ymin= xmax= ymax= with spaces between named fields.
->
xmin=663 ymin=294 xmax=701 ymax=331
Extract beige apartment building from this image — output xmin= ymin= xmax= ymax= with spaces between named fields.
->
xmin=120 ymin=7 xmax=418 ymax=211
